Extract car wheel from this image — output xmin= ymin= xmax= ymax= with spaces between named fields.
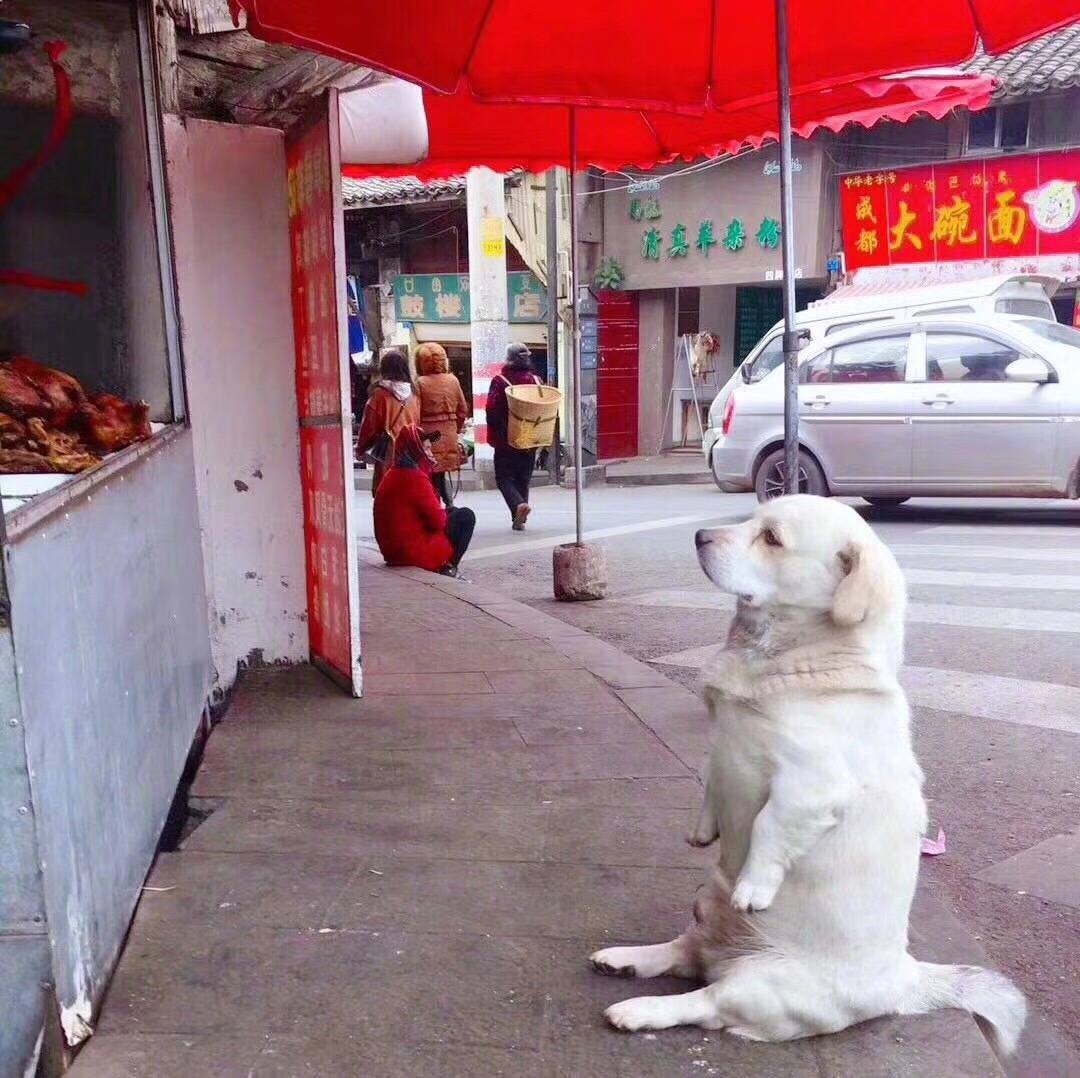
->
xmin=753 ymin=448 xmax=827 ymax=502
xmin=863 ymin=496 xmax=909 ymax=508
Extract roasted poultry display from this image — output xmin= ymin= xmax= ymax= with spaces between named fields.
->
xmin=0 ymin=356 xmax=152 ymax=475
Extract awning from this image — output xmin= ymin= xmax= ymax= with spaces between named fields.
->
xmin=339 ymin=74 xmax=995 ymax=177
xmin=232 ymin=0 xmax=1077 ymax=110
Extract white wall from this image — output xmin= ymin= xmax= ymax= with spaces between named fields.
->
xmin=165 ymin=117 xmax=307 ymax=696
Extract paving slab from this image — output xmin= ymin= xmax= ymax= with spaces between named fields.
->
xmin=74 ymin=559 xmax=1009 ymax=1078
xmin=976 ymin=832 xmax=1080 ymax=910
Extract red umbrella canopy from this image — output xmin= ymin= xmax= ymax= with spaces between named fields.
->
xmin=340 ymin=74 xmax=995 ymax=178
xmin=232 ymin=0 xmax=1078 ymax=111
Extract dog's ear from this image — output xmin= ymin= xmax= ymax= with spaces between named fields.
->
xmin=831 ymin=536 xmax=904 ymax=626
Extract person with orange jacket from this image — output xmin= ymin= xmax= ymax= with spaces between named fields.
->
xmin=373 ymin=425 xmax=476 ymax=577
xmin=355 ymin=350 xmax=420 ymax=495
xmin=415 ymin=342 xmax=468 ymax=508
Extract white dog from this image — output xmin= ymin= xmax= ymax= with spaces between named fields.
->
xmin=590 ymin=495 xmax=1025 ymax=1055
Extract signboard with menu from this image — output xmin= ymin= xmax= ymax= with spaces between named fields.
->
xmin=840 ymin=149 xmax=1080 ymax=273
xmin=285 ymin=92 xmax=362 ymax=695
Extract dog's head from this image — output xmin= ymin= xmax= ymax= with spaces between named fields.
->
xmin=695 ymin=495 xmax=905 ymax=629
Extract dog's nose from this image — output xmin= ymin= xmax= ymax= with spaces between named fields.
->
xmin=695 ymin=529 xmax=709 ymax=549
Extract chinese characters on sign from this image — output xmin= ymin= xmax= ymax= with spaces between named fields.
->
xmin=629 ymin=198 xmax=780 ymax=261
xmin=286 ymin=107 xmax=358 ymax=691
xmin=840 ymin=150 xmax=1080 ymax=271
xmin=393 ymin=272 xmax=548 ymax=324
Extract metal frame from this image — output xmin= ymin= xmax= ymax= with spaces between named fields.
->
xmin=569 ymin=108 xmax=584 ymax=544
xmin=135 ymin=0 xmax=187 ymax=421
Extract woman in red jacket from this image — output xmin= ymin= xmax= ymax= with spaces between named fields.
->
xmin=373 ymin=425 xmax=476 ymax=576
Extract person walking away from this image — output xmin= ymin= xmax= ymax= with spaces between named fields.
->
xmin=486 ymin=342 xmax=542 ymax=530
xmin=355 ymin=350 xmax=419 ymax=495
xmin=374 ymin=425 xmax=476 ymax=577
xmin=415 ymin=342 xmax=468 ymax=508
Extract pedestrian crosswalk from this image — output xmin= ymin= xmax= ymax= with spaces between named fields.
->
xmin=618 ymin=530 xmax=1080 ymax=736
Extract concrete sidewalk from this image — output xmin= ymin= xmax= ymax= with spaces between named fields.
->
xmin=74 ymin=555 xmax=1003 ymax=1077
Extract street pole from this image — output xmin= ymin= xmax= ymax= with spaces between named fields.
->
xmin=775 ymin=0 xmax=800 ymax=495
xmin=569 ymin=109 xmax=583 ymax=545
xmin=545 ymin=166 xmax=561 ymax=484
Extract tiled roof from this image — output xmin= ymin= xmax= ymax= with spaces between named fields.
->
xmin=341 ymin=175 xmax=466 ymax=208
xmin=963 ymin=25 xmax=1080 ymax=100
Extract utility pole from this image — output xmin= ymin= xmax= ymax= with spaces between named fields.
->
xmin=466 ymin=167 xmax=509 ymax=467
xmin=545 ymin=167 xmax=560 ymax=483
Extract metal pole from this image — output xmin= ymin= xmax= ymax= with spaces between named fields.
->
xmin=569 ymin=108 xmax=584 ymax=545
xmin=545 ymin=166 xmax=561 ymax=484
xmin=775 ymin=0 xmax=800 ymax=495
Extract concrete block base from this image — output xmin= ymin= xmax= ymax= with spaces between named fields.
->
xmin=553 ymin=542 xmax=607 ymax=602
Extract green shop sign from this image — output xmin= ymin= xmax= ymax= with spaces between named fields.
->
xmin=628 ymin=198 xmax=779 ymax=260
xmin=394 ymin=271 xmax=548 ymax=324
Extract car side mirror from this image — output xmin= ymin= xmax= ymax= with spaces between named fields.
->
xmin=1005 ymin=357 xmax=1054 ymax=384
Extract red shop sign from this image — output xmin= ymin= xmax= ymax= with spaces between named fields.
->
xmin=840 ymin=149 xmax=1080 ymax=272
xmin=286 ymin=92 xmax=362 ymax=695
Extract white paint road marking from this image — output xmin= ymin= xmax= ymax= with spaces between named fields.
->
xmin=463 ymin=512 xmax=745 ymax=562
xmin=645 ymin=646 xmax=1080 ymax=735
xmin=891 ymin=544 xmax=1079 ymax=562
xmin=926 ymin=524 xmax=1079 ymax=537
xmin=904 ymin=568 xmax=1080 ymax=591
xmin=618 ymin=589 xmax=1080 ymax=634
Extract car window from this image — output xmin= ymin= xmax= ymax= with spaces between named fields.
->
xmin=924 ymin=333 xmax=1020 ymax=382
xmin=801 ymin=335 xmax=909 ymax=384
xmin=1016 ymin=318 xmax=1080 ymax=349
xmin=994 ymin=297 xmax=1054 ymax=319
xmin=744 ymin=335 xmax=784 ymax=383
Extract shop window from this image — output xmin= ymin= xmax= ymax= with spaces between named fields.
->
xmin=677 ymin=287 xmax=700 ymax=337
xmin=965 ymin=103 xmax=1030 ymax=153
xmin=1 ymin=0 xmax=179 ymax=509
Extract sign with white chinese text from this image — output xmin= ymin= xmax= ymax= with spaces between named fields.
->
xmin=393 ymin=271 xmax=548 ymax=324
xmin=286 ymin=93 xmax=362 ymax=695
xmin=840 ymin=150 xmax=1080 ymax=272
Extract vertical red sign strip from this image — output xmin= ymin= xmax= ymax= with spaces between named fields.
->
xmin=285 ymin=91 xmax=362 ymax=696
xmin=841 ymin=149 xmax=1080 ymax=273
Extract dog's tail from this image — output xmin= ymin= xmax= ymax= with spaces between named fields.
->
xmin=899 ymin=962 xmax=1026 ymax=1057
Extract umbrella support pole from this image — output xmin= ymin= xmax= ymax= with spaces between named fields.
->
xmin=554 ymin=106 xmax=607 ymax=601
xmin=775 ymin=0 xmax=800 ymax=495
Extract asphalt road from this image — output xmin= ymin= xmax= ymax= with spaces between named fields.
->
xmin=356 ymin=483 xmax=1080 ymax=1055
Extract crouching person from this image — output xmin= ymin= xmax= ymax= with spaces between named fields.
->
xmin=374 ymin=426 xmax=476 ymax=577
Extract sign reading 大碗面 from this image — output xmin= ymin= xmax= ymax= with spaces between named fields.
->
xmin=600 ymin=143 xmax=832 ymax=289
xmin=394 ymin=271 xmax=548 ymax=324
xmin=840 ymin=149 xmax=1080 ymax=272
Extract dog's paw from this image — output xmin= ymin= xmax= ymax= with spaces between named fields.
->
xmin=730 ymin=870 xmax=782 ymax=912
xmin=589 ymin=947 xmax=638 ymax=978
xmin=604 ymin=996 xmax=669 ymax=1032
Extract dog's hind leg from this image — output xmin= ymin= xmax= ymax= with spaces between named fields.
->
xmin=590 ymin=932 xmax=702 ymax=980
xmin=605 ymin=953 xmax=849 ymax=1040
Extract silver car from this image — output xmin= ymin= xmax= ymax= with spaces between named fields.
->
xmin=708 ymin=315 xmax=1080 ymax=503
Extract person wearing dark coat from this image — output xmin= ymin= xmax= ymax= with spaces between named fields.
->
xmin=486 ymin=342 xmax=542 ymax=531
xmin=373 ymin=425 xmax=475 ymax=576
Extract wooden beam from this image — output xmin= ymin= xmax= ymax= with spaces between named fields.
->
xmin=154 ymin=2 xmax=180 ymax=113
xmin=163 ymin=0 xmax=243 ymax=35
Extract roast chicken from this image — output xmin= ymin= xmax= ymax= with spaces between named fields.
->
xmin=0 ymin=357 xmax=151 ymax=475
xmin=0 ymin=362 xmax=51 ymax=419
xmin=10 ymin=356 xmax=86 ymax=429
xmin=77 ymin=394 xmax=151 ymax=454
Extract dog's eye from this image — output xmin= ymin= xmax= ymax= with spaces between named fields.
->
xmin=762 ymin=528 xmax=782 ymax=548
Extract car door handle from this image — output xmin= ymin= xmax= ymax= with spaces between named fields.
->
xmin=805 ymin=394 xmax=830 ymax=409
xmin=921 ymin=394 xmax=955 ymax=407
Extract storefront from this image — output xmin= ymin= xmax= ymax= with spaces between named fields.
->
xmin=839 ymin=148 xmax=1080 ymax=316
xmin=598 ymin=142 xmax=835 ymax=456
xmin=2 ymin=3 xmax=365 ymax=1070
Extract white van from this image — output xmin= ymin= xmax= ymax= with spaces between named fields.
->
xmin=703 ymin=273 xmax=1059 ymax=466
